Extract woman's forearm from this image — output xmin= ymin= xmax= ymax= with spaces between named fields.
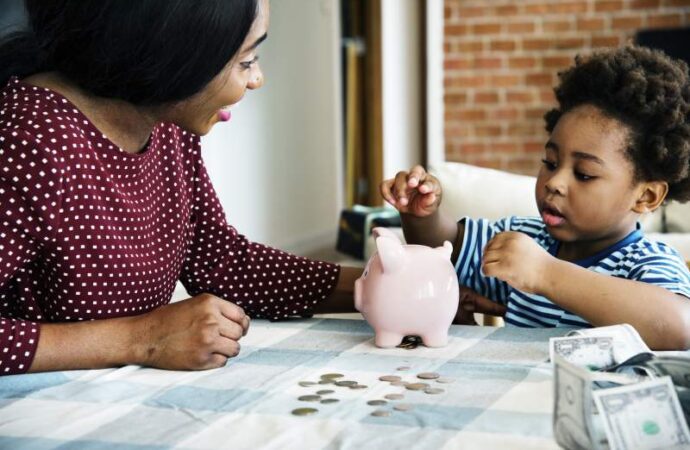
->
xmin=541 ymin=259 xmax=690 ymax=350
xmin=312 ymin=266 xmax=361 ymax=314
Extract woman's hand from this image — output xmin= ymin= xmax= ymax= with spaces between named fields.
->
xmin=131 ymin=293 xmax=250 ymax=370
xmin=454 ymin=286 xmax=507 ymax=325
xmin=482 ymin=231 xmax=555 ymax=295
xmin=380 ymin=165 xmax=442 ymax=218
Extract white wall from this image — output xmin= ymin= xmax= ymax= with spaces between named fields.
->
xmin=201 ymin=0 xmax=343 ymax=254
xmin=381 ymin=0 xmax=424 ymax=178
xmin=426 ymin=0 xmax=445 ymax=169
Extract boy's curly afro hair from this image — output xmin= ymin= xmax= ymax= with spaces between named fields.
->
xmin=544 ymin=46 xmax=690 ymax=202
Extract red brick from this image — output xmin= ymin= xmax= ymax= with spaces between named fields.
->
xmin=554 ymin=37 xmax=586 ymax=50
xmin=595 ymin=1 xmax=624 ymax=12
xmin=490 ymin=39 xmax=517 ymax=51
xmin=495 ymin=4 xmax=519 ymax=15
xmin=445 ymin=126 xmax=471 ymax=138
xmin=550 ymin=2 xmax=589 ymax=13
xmin=664 ymin=0 xmax=690 ymax=6
xmin=525 ymin=3 xmax=550 ymax=14
xmin=524 ymin=141 xmax=546 ymax=153
xmin=506 ymin=157 xmax=541 ymax=175
xmin=591 ymin=35 xmax=622 ymax=47
xmin=491 ymin=143 xmax=521 ymax=153
xmin=457 ymin=41 xmax=484 ymax=52
xmin=540 ymin=90 xmax=557 ymax=103
xmin=474 ymin=91 xmax=500 ymax=103
xmin=523 ymin=38 xmax=551 ymax=50
xmin=630 ymin=0 xmax=661 ymax=8
xmin=445 ymin=93 xmax=468 ymax=104
xmin=526 ymin=72 xmax=554 ymax=86
xmin=543 ymin=56 xmax=574 ymax=69
xmin=493 ymin=108 xmax=521 ymax=120
xmin=444 ymin=58 xmax=472 ymax=70
xmin=542 ymin=20 xmax=573 ymax=33
xmin=458 ymin=109 xmax=488 ymax=121
xmin=475 ymin=125 xmax=503 ymax=137
xmin=507 ymin=122 xmax=542 ymax=137
xmin=444 ymin=5 xmax=455 ymax=21
xmin=459 ymin=143 xmax=488 ymax=154
xmin=526 ymin=107 xmax=547 ymax=119
xmin=509 ymin=56 xmax=538 ymax=69
xmin=445 ymin=24 xmax=468 ymax=35
xmin=611 ymin=16 xmax=644 ymax=29
xmin=472 ymin=23 xmax=502 ymax=35
xmin=507 ymin=22 xmax=536 ymax=33
xmin=458 ymin=5 xmax=488 ymax=18
xmin=506 ymin=91 xmax=535 ymax=103
xmin=577 ymin=17 xmax=606 ymax=31
xmin=489 ymin=74 xmax=522 ymax=87
xmin=474 ymin=57 xmax=503 ymax=69
xmin=648 ymin=13 xmax=683 ymax=28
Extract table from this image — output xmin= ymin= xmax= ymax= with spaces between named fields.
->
xmin=0 ymin=319 xmax=566 ymax=449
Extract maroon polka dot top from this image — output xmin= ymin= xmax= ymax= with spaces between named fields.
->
xmin=0 ymin=77 xmax=340 ymax=375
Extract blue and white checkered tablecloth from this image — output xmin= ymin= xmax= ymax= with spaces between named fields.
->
xmin=0 ymin=319 xmax=567 ymax=449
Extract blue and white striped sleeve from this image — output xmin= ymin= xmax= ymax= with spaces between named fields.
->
xmin=455 ymin=216 xmax=513 ymax=305
xmin=627 ymin=248 xmax=690 ymax=299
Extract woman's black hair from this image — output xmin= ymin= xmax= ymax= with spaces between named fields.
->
xmin=544 ymin=46 xmax=690 ymax=202
xmin=0 ymin=0 xmax=258 ymax=105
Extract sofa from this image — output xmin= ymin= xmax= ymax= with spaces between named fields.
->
xmin=366 ymin=162 xmax=690 ymax=264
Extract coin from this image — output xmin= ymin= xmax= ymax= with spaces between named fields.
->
xmin=396 ymin=366 xmax=411 ymax=371
xmin=405 ymin=383 xmax=428 ymax=391
xmin=379 ymin=375 xmax=402 ymax=382
xmin=371 ymin=409 xmax=391 ymax=417
xmin=298 ymin=395 xmax=321 ymax=402
xmin=320 ymin=398 xmax=340 ymax=404
xmin=292 ymin=407 xmax=318 ymax=416
xmin=318 ymin=379 xmax=334 ymax=385
xmin=298 ymin=381 xmax=316 ymax=387
xmin=321 ymin=373 xmax=344 ymax=380
xmin=335 ymin=380 xmax=357 ymax=387
xmin=396 ymin=336 xmax=422 ymax=350
xmin=417 ymin=372 xmax=440 ymax=380
xmin=367 ymin=399 xmax=387 ymax=406
xmin=316 ymin=390 xmax=334 ymax=395
xmin=424 ymin=387 xmax=444 ymax=395
xmin=436 ymin=377 xmax=455 ymax=384
xmin=350 ymin=384 xmax=367 ymax=390
xmin=394 ymin=403 xmax=414 ymax=412
xmin=384 ymin=393 xmax=404 ymax=400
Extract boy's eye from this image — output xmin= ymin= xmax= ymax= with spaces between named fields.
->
xmin=575 ymin=171 xmax=594 ymax=181
xmin=541 ymin=159 xmax=556 ymax=171
xmin=240 ymin=55 xmax=259 ymax=70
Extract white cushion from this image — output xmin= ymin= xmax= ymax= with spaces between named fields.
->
xmin=665 ymin=201 xmax=690 ymax=233
xmin=430 ymin=162 xmax=538 ymax=220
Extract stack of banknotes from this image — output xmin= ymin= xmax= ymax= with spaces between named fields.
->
xmin=550 ymin=324 xmax=690 ymax=450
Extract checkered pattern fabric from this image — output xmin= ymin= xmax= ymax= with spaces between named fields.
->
xmin=0 ymin=319 xmax=567 ymax=449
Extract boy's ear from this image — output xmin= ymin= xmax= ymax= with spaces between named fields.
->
xmin=632 ymin=181 xmax=668 ymax=213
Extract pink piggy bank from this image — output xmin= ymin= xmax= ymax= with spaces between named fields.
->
xmin=354 ymin=227 xmax=459 ymax=348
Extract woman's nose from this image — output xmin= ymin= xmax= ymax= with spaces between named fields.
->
xmin=248 ymin=66 xmax=264 ymax=90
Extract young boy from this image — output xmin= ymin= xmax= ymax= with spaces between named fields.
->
xmin=381 ymin=46 xmax=690 ymax=350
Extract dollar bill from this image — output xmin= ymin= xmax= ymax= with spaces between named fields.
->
xmin=567 ymin=324 xmax=650 ymax=364
xmin=644 ymin=356 xmax=690 ymax=389
xmin=550 ymin=336 xmax=616 ymax=370
xmin=593 ymin=376 xmax=690 ymax=450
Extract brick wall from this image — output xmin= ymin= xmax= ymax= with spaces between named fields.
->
xmin=443 ymin=0 xmax=690 ymax=175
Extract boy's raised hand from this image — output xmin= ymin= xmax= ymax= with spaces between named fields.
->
xmin=380 ymin=165 xmax=442 ymax=217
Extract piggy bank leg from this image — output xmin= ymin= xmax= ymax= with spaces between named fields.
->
xmin=420 ymin=332 xmax=449 ymax=348
xmin=374 ymin=331 xmax=405 ymax=348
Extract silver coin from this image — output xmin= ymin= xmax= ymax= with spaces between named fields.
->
xmin=320 ymin=398 xmax=340 ymax=404
xmin=316 ymin=389 xmax=334 ymax=395
xmin=298 ymin=381 xmax=317 ymax=387
xmin=292 ymin=407 xmax=318 ymax=416
xmin=367 ymin=399 xmax=388 ymax=406
xmin=371 ymin=409 xmax=391 ymax=417
xmin=424 ymin=387 xmax=444 ymax=395
xmin=321 ymin=373 xmax=344 ymax=380
xmin=335 ymin=380 xmax=357 ymax=387
xmin=394 ymin=403 xmax=414 ymax=412
xmin=318 ymin=379 xmax=335 ymax=385
xmin=390 ymin=380 xmax=407 ymax=387
xmin=417 ymin=372 xmax=440 ymax=380
xmin=379 ymin=375 xmax=402 ymax=382
xmin=396 ymin=366 xmax=411 ymax=371
xmin=405 ymin=383 xmax=428 ymax=391
xmin=350 ymin=384 xmax=368 ymax=390
xmin=384 ymin=393 xmax=404 ymax=400
xmin=298 ymin=395 xmax=322 ymax=402
xmin=435 ymin=377 xmax=455 ymax=384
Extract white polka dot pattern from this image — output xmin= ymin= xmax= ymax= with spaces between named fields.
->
xmin=0 ymin=77 xmax=340 ymax=375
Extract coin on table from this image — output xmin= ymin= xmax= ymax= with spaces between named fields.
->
xmin=292 ymin=407 xmax=318 ymax=416
xmin=396 ymin=366 xmax=411 ymax=371
xmin=350 ymin=384 xmax=368 ymax=390
xmin=298 ymin=381 xmax=317 ymax=387
xmin=394 ymin=403 xmax=414 ymax=412
xmin=318 ymin=379 xmax=335 ymax=385
xmin=298 ymin=395 xmax=322 ymax=402
xmin=379 ymin=375 xmax=402 ymax=382
xmin=417 ymin=372 xmax=440 ymax=380
xmin=335 ymin=380 xmax=357 ymax=387
xmin=367 ymin=399 xmax=388 ymax=406
xmin=316 ymin=390 xmax=334 ymax=395
xmin=424 ymin=387 xmax=444 ymax=395
xmin=321 ymin=373 xmax=344 ymax=380
xmin=384 ymin=393 xmax=404 ymax=401
xmin=435 ymin=377 xmax=455 ymax=384
xmin=371 ymin=409 xmax=391 ymax=417
xmin=320 ymin=398 xmax=340 ymax=404
xmin=405 ymin=383 xmax=429 ymax=391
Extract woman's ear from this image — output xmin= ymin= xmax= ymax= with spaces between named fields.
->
xmin=632 ymin=181 xmax=669 ymax=213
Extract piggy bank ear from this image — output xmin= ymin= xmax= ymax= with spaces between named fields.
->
xmin=372 ymin=227 xmax=402 ymax=242
xmin=437 ymin=240 xmax=453 ymax=260
xmin=376 ymin=236 xmax=405 ymax=274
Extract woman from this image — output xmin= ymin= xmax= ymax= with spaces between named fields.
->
xmin=0 ymin=0 xmax=361 ymax=376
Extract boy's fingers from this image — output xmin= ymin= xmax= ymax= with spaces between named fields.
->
xmin=380 ymin=180 xmax=397 ymax=205
xmin=408 ymin=165 xmax=427 ymax=187
xmin=393 ymin=171 xmax=411 ymax=203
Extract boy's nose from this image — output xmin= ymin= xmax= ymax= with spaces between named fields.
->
xmin=545 ymin=174 xmax=567 ymax=196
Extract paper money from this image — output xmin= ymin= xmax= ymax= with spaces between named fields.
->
xmin=567 ymin=324 xmax=650 ymax=364
xmin=550 ymin=336 xmax=616 ymax=370
xmin=593 ymin=377 xmax=690 ymax=450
